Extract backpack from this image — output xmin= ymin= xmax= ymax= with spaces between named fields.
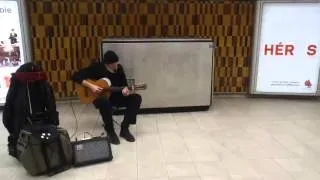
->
xmin=2 ymin=62 xmax=59 ymax=158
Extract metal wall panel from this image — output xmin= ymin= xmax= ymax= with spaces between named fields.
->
xmin=101 ymin=38 xmax=213 ymax=109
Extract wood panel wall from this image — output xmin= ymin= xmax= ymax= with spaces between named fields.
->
xmin=26 ymin=0 xmax=256 ymax=99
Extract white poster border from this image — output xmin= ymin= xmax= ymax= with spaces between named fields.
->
xmin=0 ymin=0 xmax=31 ymax=106
xmin=250 ymin=0 xmax=320 ymax=96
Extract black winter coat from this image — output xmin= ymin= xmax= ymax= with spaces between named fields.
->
xmin=2 ymin=62 xmax=59 ymax=136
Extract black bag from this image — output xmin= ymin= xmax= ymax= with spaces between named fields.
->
xmin=17 ymin=124 xmax=73 ymax=176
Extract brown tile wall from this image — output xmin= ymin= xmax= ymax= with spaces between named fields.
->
xmin=26 ymin=0 xmax=256 ymax=99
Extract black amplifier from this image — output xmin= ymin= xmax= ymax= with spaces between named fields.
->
xmin=71 ymin=137 xmax=113 ymax=167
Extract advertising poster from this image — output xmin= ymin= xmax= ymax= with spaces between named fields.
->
xmin=253 ymin=2 xmax=320 ymax=95
xmin=0 ymin=0 xmax=25 ymax=103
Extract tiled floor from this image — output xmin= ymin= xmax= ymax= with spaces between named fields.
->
xmin=1 ymin=97 xmax=320 ymax=180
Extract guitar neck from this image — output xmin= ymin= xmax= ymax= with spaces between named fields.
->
xmin=107 ymin=85 xmax=144 ymax=92
xmin=109 ymin=86 xmax=126 ymax=92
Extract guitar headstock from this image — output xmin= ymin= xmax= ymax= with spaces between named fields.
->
xmin=129 ymin=83 xmax=147 ymax=90
xmin=135 ymin=83 xmax=147 ymax=89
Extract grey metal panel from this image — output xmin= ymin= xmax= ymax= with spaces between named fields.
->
xmin=250 ymin=0 xmax=320 ymax=96
xmin=101 ymin=38 xmax=214 ymax=109
xmin=18 ymin=0 xmax=32 ymax=63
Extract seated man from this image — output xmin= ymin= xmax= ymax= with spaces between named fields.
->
xmin=72 ymin=50 xmax=142 ymax=145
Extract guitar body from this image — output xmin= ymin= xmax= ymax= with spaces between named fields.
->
xmin=76 ymin=78 xmax=147 ymax=104
xmin=76 ymin=79 xmax=112 ymax=104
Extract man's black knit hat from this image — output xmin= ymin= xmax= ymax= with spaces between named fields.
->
xmin=103 ymin=50 xmax=119 ymax=64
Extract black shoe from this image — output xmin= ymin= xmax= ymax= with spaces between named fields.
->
xmin=107 ymin=130 xmax=120 ymax=145
xmin=104 ymin=124 xmax=120 ymax=145
xmin=120 ymin=127 xmax=135 ymax=142
xmin=104 ymin=125 xmax=120 ymax=145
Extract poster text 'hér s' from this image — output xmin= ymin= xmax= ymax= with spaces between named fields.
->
xmin=264 ymin=43 xmax=317 ymax=56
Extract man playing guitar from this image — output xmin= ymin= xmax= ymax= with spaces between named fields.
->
xmin=72 ymin=50 xmax=142 ymax=145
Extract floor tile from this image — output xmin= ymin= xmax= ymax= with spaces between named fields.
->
xmin=1 ymin=98 xmax=320 ymax=180
xmin=166 ymin=163 xmax=198 ymax=178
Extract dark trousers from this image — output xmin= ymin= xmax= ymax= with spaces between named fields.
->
xmin=93 ymin=94 xmax=142 ymax=132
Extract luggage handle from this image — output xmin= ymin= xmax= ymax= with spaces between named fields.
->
xmin=26 ymin=82 xmax=50 ymax=126
xmin=26 ymin=83 xmax=34 ymax=125
xmin=27 ymin=83 xmax=32 ymax=115
xmin=26 ymin=83 xmax=47 ymax=125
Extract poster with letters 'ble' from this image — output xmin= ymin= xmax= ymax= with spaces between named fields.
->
xmin=0 ymin=0 xmax=27 ymax=104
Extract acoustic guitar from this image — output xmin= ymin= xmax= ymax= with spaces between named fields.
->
xmin=76 ymin=78 xmax=147 ymax=104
